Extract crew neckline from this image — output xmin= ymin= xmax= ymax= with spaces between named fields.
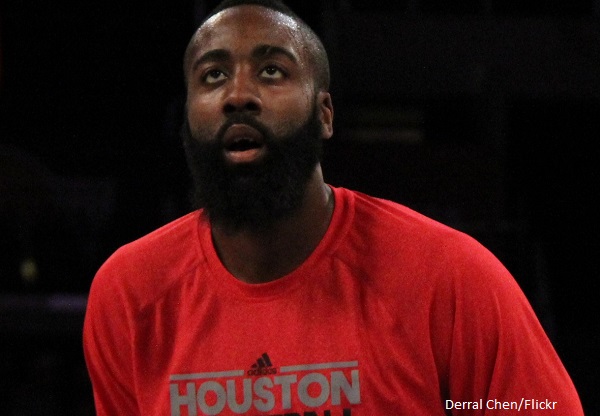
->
xmin=197 ymin=186 xmax=354 ymax=301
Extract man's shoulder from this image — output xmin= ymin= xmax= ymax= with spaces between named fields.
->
xmin=338 ymin=188 xmax=514 ymax=308
xmin=114 ymin=210 xmax=202 ymax=261
xmin=139 ymin=209 xmax=201 ymax=243
xmin=91 ymin=211 xmax=206 ymax=299
xmin=345 ymin=188 xmax=463 ymax=240
xmin=338 ymin=187 xmax=489 ymax=269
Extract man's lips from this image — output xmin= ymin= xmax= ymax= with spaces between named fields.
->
xmin=223 ymin=124 xmax=264 ymax=148
xmin=222 ymin=124 xmax=266 ymax=163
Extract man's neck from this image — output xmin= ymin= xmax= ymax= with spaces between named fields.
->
xmin=210 ymin=166 xmax=334 ymax=284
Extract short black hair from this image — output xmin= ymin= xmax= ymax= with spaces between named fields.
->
xmin=203 ymin=0 xmax=296 ymax=22
xmin=183 ymin=0 xmax=330 ymax=91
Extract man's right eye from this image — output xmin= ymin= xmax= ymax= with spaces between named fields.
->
xmin=203 ymin=69 xmax=227 ymax=84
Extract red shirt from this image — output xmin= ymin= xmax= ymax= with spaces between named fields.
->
xmin=84 ymin=186 xmax=583 ymax=415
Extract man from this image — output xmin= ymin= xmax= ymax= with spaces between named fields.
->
xmin=83 ymin=0 xmax=583 ymax=414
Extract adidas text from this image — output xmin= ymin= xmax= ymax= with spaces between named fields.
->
xmin=248 ymin=367 xmax=278 ymax=376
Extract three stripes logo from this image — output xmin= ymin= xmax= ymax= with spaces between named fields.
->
xmin=247 ymin=352 xmax=277 ymax=376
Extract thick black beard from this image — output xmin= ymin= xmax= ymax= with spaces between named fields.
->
xmin=182 ymin=107 xmax=323 ymax=233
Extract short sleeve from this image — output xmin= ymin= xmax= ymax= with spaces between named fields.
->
xmin=445 ymin=239 xmax=583 ymax=415
xmin=83 ymin=258 xmax=140 ymax=416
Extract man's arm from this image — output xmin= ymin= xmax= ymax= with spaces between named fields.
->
xmin=444 ymin=240 xmax=583 ymax=414
xmin=83 ymin=264 xmax=140 ymax=415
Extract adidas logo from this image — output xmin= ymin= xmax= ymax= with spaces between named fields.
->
xmin=247 ymin=353 xmax=277 ymax=376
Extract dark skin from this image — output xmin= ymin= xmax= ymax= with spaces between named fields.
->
xmin=185 ymin=6 xmax=334 ymax=284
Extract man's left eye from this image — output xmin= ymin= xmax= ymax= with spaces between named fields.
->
xmin=260 ymin=66 xmax=284 ymax=79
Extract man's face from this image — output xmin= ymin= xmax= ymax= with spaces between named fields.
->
xmin=183 ymin=6 xmax=333 ymax=231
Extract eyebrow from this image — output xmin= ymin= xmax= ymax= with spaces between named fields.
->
xmin=190 ymin=49 xmax=231 ymax=74
xmin=190 ymin=44 xmax=298 ymax=74
xmin=252 ymin=44 xmax=298 ymax=64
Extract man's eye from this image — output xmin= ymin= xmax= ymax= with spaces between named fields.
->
xmin=203 ymin=69 xmax=227 ymax=84
xmin=260 ymin=66 xmax=285 ymax=80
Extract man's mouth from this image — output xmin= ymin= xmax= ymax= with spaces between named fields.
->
xmin=222 ymin=124 xmax=266 ymax=164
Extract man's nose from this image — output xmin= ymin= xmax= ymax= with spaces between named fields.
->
xmin=223 ymin=71 xmax=262 ymax=114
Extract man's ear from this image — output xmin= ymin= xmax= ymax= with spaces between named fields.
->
xmin=317 ymin=91 xmax=334 ymax=139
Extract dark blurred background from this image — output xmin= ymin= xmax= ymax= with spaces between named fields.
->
xmin=0 ymin=0 xmax=598 ymax=414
